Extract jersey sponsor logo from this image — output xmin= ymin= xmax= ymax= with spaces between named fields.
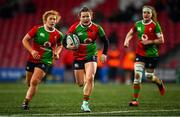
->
xmin=40 ymin=33 xmax=45 ymax=37
xmin=136 ymin=58 xmax=139 ymax=61
xmin=137 ymin=27 xmax=142 ymax=31
xmin=41 ymin=64 xmax=45 ymax=68
xmin=26 ymin=66 xmax=30 ymax=70
xmin=141 ymin=34 xmax=148 ymax=40
xmin=149 ymin=28 xmax=152 ymax=32
xmin=40 ymin=41 xmax=52 ymax=51
xmin=77 ymin=32 xmax=83 ymax=36
xmin=74 ymin=63 xmax=79 ymax=68
xmin=84 ymin=38 xmax=93 ymax=44
xmin=44 ymin=41 xmax=51 ymax=47
xmin=148 ymin=63 xmax=152 ymax=67
xmin=92 ymin=56 xmax=96 ymax=61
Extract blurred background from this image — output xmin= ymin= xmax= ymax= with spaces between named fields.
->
xmin=0 ymin=0 xmax=179 ymax=84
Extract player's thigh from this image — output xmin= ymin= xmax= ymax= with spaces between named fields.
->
xmin=31 ymin=67 xmax=46 ymax=84
xmin=85 ymin=62 xmax=97 ymax=79
xmin=26 ymin=71 xmax=33 ymax=82
xmin=74 ymin=69 xmax=85 ymax=83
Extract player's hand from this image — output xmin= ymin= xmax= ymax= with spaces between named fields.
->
xmin=54 ymin=53 xmax=59 ymax=60
xmin=141 ymin=40 xmax=153 ymax=45
xmin=31 ymin=50 xmax=40 ymax=59
xmin=100 ymin=54 xmax=107 ymax=63
xmin=66 ymin=43 xmax=78 ymax=50
xmin=124 ymin=41 xmax=129 ymax=48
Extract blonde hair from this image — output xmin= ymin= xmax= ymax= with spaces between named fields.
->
xmin=42 ymin=10 xmax=61 ymax=24
xmin=143 ymin=5 xmax=157 ymax=22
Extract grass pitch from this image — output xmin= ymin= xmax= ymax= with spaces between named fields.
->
xmin=0 ymin=82 xmax=180 ymax=116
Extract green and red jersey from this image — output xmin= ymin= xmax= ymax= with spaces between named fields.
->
xmin=132 ymin=20 xmax=162 ymax=57
xmin=27 ymin=25 xmax=64 ymax=65
xmin=67 ymin=22 xmax=106 ymax=60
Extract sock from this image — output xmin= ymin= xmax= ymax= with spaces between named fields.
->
xmin=83 ymin=95 xmax=89 ymax=101
xmin=152 ymin=76 xmax=162 ymax=86
xmin=23 ymin=98 xmax=29 ymax=105
xmin=132 ymin=84 xmax=141 ymax=101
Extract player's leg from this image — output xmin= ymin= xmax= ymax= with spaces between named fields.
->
xmin=22 ymin=71 xmax=32 ymax=110
xmin=81 ymin=62 xmax=97 ymax=112
xmin=26 ymin=71 xmax=33 ymax=87
xmin=129 ymin=62 xmax=144 ymax=106
xmin=74 ymin=70 xmax=85 ymax=87
xmin=145 ymin=56 xmax=165 ymax=95
xmin=26 ymin=67 xmax=45 ymax=100
xmin=145 ymin=68 xmax=165 ymax=95
xmin=24 ymin=62 xmax=34 ymax=87
xmin=84 ymin=62 xmax=97 ymax=98
xmin=22 ymin=67 xmax=46 ymax=110
xmin=22 ymin=62 xmax=35 ymax=110
xmin=73 ymin=60 xmax=85 ymax=87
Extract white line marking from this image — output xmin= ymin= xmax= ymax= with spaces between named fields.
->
xmin=10 ymin=109 xmax=180 ymax=116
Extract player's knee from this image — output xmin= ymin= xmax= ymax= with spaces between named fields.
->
xmin=86 ymin=78 xmax=94 ymax=84
xmin=133 ymin=63 xmax=144 ymax=84
xmin=77 ymin=82 xmax=84 ymax=87
xmin=30 ymin=79 xmax=39 ymax=86
xmin=145 ymin=72 xmax=154 ymax=80
xmin=86 ymin=74 xmax=94 ymax=82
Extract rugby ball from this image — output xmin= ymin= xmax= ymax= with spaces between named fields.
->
xmin=66 ymin=34 xmax=80 ymax=50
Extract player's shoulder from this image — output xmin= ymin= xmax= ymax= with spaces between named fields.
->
xmin=91 ymin=22 xmax=104 ymax=31
xmin=70 ymin=22 xmax=79 ymax=28
xmin=133 ymin=20 xmax=143 ymax=29
xmin=92 ymin=22 xmax=101 ymax=27
xmin=54 ymin=29 xmax=64 ymax=38
xmin=55 ymin=28 xmax=62 ymax=33
xmin=28 ymin=25 xmax=43 ymax=33
xmin=152 ymin=20 xmax=160 ymax=26
xmin=135 ymin=20 xmax=143 ymax=25
xmin=32 ymin=25 xmax=43 ymax=29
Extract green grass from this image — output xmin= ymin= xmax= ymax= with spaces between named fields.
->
xmin=0 ymin=82 xmax=180 ymax=116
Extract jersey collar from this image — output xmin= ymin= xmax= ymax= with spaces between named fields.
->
xmin=142 ymin=20 xmax=152 ymax=25
xmin=44 ymin=25 xmax=55 ymax=32
xmin=79 ymin=22 xmax=92 ymax=28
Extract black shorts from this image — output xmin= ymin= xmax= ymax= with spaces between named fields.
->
xmin=135 ymin=54 xmax=159 ymax=69
xmin=26 ymin=61 xmax=52 ymax=73
xmin=73 ymin=56 xmax=97 ymax=70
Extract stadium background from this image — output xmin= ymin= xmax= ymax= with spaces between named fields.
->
xmin=0 ymin=0 xmax=180 ymax=83
xmin=1 ymin=0 xmax=180 ymax=116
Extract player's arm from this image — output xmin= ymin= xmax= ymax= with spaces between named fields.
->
xmin=100 ymin=35 xmax=109 ymax=63
xmin=101 ymin=36 xmax=109 ymax=55
xmin=54 ymin=45 xmax=63 ymax=60
xmin=98 ymin=26 xmax=109 ymax=63
xmin=54 ymin=32 xmax=64 ymax=60
xmin=124 ymin=29 xmax=134 ymax=48
xmin=153 ymin=33 xmax=164 ymax=45
xmin=154 ymin=22 xmax=164 ymax=45
xmin=22 ymin=34 xmax=33 ymax=53
xmin=142 ymin=33 xmax=164 ymax=45
xmin=141 ymin=35 xmax=164 ymax=45
xmin=62 ymin=35 xmax=68 ymax=49
xmin=22 ymin=34 xmax=40 ymax=59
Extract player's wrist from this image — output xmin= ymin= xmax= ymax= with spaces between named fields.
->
xmin=30 ymin=50 xmax=36 ymax=55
